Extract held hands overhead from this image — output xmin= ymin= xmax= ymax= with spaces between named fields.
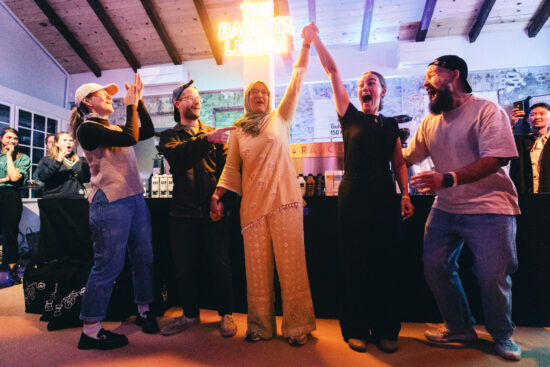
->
xmin=123 ymin=73 xmax=143 ymax=106
xmin=300 ymin=22 xmax=318 ymax=44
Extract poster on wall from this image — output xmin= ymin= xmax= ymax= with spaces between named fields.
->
xmin=313 ymin=100 xmax=341 ymax=141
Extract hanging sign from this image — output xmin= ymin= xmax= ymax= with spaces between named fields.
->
xmin=218 ymin=1 xmax=293 ymax=56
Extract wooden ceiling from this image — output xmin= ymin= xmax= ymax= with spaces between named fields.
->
xmin=4 ymin=0 xmax=550 ymax=76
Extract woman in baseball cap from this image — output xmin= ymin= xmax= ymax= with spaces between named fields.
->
xmin=70 ymin=74 xmax=159 ymax=350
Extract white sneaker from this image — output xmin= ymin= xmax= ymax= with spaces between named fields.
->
xmin=161 ymin=315 xmax=199 ymax=336
xmin=494 ymin=338 xmax=521 ymax=361
xmin=220 ymin=314 xmax=237 ymax=337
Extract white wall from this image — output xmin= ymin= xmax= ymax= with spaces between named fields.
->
xmin=0 ymin=1 xmax=68 ymax=108
xmin=69 ymin=58 xmax=244 ymax=99
xmin=274 ymin=28 xmax=550 ymax=84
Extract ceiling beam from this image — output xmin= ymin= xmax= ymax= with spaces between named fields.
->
xmin=359 ymin=0 xmax=374 ymax=51
xmin=416 ymin=0 xmax=437 ymax=42
xmin=468 ymin=0 xmax=496 ymax=42
xmin=33 ymin=0 xmax=101 ymax=77
xmin=193 ymin=0 xmax=224 ymax=65
xmin=86 ymin=0 xmax=141 ymax=72
xmin=527 ymin=0 xmax=550 ymax=37
xmin=140 ymin=0 xmax=182 ymax=65
xmin=274 ymin=0 xmax=294 ymax=74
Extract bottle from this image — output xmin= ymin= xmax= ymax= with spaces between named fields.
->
xmin=315 ymin=173 xmax=325 ymax=197
xmin=306 ymin=174 xmax=316 ymax=197
xmin=297 ymin=174 xmax=306 ymax=196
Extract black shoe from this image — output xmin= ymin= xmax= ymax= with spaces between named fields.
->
xmin=9 ymin=267 xmax=22 ymax=285
xmin=135 ymin=311 xmax=160 ymax=334
xmin=77 ymin=328 xmax=128 ymax=350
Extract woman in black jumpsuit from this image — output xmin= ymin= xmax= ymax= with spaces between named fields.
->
xmin=308 ymin=23 xmax=414 ymax=353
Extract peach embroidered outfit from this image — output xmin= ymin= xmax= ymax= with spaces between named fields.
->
xmin=217 ymin=67 xmax=316 ymax=339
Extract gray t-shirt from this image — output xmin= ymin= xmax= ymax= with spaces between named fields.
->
xmin=404 ymin=95 xmax=520 ymax=215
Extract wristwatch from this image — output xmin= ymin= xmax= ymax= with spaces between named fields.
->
xmin=442 ymin=173 xmax=454 ymax=188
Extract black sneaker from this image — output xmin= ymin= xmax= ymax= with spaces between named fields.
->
xmin=77 ymin=328 xmax=128 ymax=350
xmin=135 ymin=311 xmax=160 ymax=334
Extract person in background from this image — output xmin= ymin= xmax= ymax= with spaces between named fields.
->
xmin=404 ymin=55 xmax=522 ymax=361
xmin=34 ymin=132 xmax=90 ymax=198
xmin=32 ymin=134 xmax=56 ymax=188
xmin=308 ymin=23 xmax=413 ymax=354
xmin=0 ymin=128 xmax=30 ymax=285
xmin=210 ymin=24 xmax=316 ymax=346
xmin=71 ymin=74 xmax=159 ymax=350
xmin=157 ymin=80 xmax=237 ymax=338
xmin=509 ymin=103 xmax=550 ymax=193
xmin=45 ymin=134 xmax=55 ymax=154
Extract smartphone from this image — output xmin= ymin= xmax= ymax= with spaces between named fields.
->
xmin=513 ymin=100 xmax=524 ymax=112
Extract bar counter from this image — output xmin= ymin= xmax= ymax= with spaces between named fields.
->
xmin=36 ymin=195 xmax=550 ymax=326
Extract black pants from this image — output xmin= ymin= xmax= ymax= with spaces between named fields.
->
xmin=337 ymin=178 xmax=402 ymax=341
xmin=0 ymin=187 xmax=23 ymax=264
xmin=169 ymin=216 xmax=234 ymax=318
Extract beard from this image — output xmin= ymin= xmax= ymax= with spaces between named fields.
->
xmin=184 ymin=108 xmax=200 ymax=120
xmin=428 ymin=85 xmax=454 ymax=114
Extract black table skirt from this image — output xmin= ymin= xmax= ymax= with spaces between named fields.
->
xmin=36 ymin=195 xmax=550 ymax=326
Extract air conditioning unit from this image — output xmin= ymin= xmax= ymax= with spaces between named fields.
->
xmin=139 ymin=64 xmax=190 ymax=95
xmin=398 ymin=38 xmax=464 ymax=68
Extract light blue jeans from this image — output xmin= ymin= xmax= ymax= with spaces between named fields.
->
xmin=423 ymin=208 xmax=518 ymax=341
xmin=80 ymin=190 xmax=154 ymax=322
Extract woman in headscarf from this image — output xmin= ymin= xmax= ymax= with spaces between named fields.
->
xmin=210 ymin=25 xmax=316 ymax=345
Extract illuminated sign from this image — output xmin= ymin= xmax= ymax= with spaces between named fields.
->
xmin=218 ymin=1 xmax=293 ymax=56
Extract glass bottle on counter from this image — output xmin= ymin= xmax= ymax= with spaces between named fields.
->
xmin=297 ymin=174 xmax=306 ymax=196
xmin=315 ymin=173 xmax=325 ymax=196
xmin=306 ymin=174 xmax=316 ymax=197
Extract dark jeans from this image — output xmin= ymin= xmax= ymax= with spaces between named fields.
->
xmin=169 ymin=216 xmax=234 ymax=318
xmin=80 ymin=190 xmax=154 ymax=322
xmin=0 ymin=187 xmax=22 ymax=264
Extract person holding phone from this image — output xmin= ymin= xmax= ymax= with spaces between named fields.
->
xmin=510 ymin=102 xmax=550 ymax=193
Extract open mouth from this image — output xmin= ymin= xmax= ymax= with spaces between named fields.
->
xmin=361 ymin=94 xmax=372 ymax=103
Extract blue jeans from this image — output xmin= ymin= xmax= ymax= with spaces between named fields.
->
xmin=80 ymin=190 xmax=154 ymax=322
xmin=423 ymin=208 xmax=518 ymax=340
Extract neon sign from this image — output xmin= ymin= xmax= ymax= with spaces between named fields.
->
xmin=218 ymin=1 xmax=293 ymax=56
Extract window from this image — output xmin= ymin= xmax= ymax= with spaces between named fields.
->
xmin=0 ymin=103 xmax=10 ymax=131
xmin=15 ymin=108 xmax=58 ymax=196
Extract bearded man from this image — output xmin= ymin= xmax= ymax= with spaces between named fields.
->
xmin=403 ymin=55 xmax=522 ymax=361
xmin=157 ymin=81 xmax=237 ymax=338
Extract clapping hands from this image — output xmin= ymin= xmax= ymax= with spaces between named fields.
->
xmin=123 ymin=73 xmax=143 ymax=106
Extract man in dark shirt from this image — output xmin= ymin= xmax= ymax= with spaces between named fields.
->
xmin=158 ymin=81 xmax=237 ymax=337
xmin=510 ymin=103 xmax=550 ymax=193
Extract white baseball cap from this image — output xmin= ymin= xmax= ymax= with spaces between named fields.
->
xmin=74 ymin=83 xmax=119 ymax=106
